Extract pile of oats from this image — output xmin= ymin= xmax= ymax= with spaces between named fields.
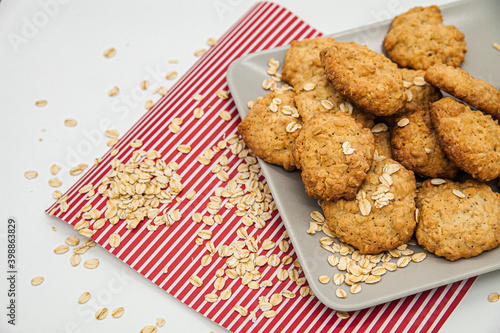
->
xmin=307 ymin=210 xmax=427 ymax=299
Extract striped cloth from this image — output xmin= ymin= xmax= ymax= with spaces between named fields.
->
xmin=47 ymin=2 xmax=474 ymax=332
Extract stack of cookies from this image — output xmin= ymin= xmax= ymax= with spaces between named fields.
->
xmin=238 ymin=5 xmax=500 ymax=261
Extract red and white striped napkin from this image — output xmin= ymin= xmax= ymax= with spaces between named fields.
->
xmin=47 ymin=2 xmax=474 ymax=332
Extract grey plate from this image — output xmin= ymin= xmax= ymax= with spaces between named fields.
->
xmin=227 ymin=0 xmax=500 ymax=312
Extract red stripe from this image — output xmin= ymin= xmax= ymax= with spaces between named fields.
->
xmin=432 ymin=278 xmax=475 ymax=332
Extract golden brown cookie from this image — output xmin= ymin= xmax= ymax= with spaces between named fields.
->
xmin=294 ymin=112 xmax=374 ymax=201
xmin=430 ymin=97 xmax=500 ymax=181
xmin=391 ymin=109 xmax=458 ymax=179
xmin=238 ymin=91 xmax=302 ymax=171
xmin=322 ymin=159 xmax=417 ymax=254
xmin=281 ymin=37 xmax=339 ymax=88
xmin=383 ymin=6 xmax=466 ymax=70
xmin=321 ymin=42 xmax=406 ymax=116
xmin=425 ymin=64 xmax=500 ymax=120
xmin=400 ymin=68 xmax=442 ymax=113
xmin=383 ymin=68 xmax=442 ymax=126
xmin=293 ymin=75 xmax=375 ymax=128
xmin=416 ymin=179 xmax=500 ymax=261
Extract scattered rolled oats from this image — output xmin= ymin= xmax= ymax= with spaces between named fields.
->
xmin=65 ymin=236 xmax=80 ymax=246
xmin=54 ymin=244 xmax=69 ymax=254
xmin=264 ymin=310 xmax=277 ymax=318
xmin=24 ymin=170 xmax=38 ymax=179
xmin=95 ymin=308 xmax=108 ymax=320
xmin=31 ymin=276 xmax=44 ymax=286
xmin=145 ymin=100 xmax=153 ymax=110
xmin=103 ymin=47 xmax=116 ymax=58
xmin=70 ymin=163 xmax=88 ymax=176
xmin=140 ymin=80 xmax=149 ymax=90
xmin=141 ymin=326 xmax=157 ymax=333
xmin=336 ymin=311 xmax=350 ymax=319
xmin=70 ymin=254 xmax=81 ymax=267
xmin=189 ymin=275 xmax=203 ymax=287
xmin=177 ymin=144 xmax=192 ymax=154
xmin=336 ymin=288 xmax=347 ymax=298
xmin=207 ymin=38 xmax=217 ymax=46
xmin=488 ymin=292 xmax=500 ymax=302
xmin=35 ymin=100 xmax=48 ymax=107
xmin=108 ymin=86 xmax=119 ymax=97
xmin=78 ymin=291 xmax=90 ymax=304
xmin=166 ymin=71 xmax=178 ymax=80
xmin=107 ymin=138 xmax=119 ymax=146
xmin=109 ymin=233 xmax=121 ymax=248
xmin=50 ymin=164 xmax=61 ymax=175
xmin=219 ymin=110 xmax=232 ymax=121
xmin=233 ymin=305 xmax=248 ymax=316
xmin=318 ymin=275 xmax=330 ymax=284
xmin=111 ymin=307 xmax=124 ymax=318
xmin=156 ymin=317 xmax=166 ymax=327
xmin=84 ymin=258 xmax=99 ymax=269
xmin=193 ymin=107 xmax=204 ymax=118
xmin=64 ymin=118 xmax=78 ymax=127
xmin=194 ymin=48 xmax=207 ymax=57
xmin=205 ymin=293 xmax=219 ymax=303
xmin=216 ymin=90 xmax=229 ymax=100
xmin=350 ymin=284 xmax=362 ymax=294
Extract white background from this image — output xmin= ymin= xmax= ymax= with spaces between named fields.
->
xmin=0 ymin=0 xmax=499 ymax=332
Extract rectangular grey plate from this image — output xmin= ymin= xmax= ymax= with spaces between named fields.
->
xmin=227 ymin=0 xmax=500 ymax=312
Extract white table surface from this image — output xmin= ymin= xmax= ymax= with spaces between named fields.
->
xmin=0 ymin=0 xmax=499 ymax=332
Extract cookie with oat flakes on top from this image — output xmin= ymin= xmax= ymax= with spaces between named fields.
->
xmin=321 ymin=42 xmax=406 ymax=117
xmin=391 ymin=108 xmax=458 ymax=179
xmin=281 ymin=37 xmax=339 ymax=89
xmin=238 ymin=90 xmax=301 ymax=171
xmin=293 ymin=74 xmax=375 ymax=128
xmin=430 ymin=97 xmax=500 ymax=181
xmin=416 ymin=179 xmax=500 ymax=261
xmin=294 ymin=111 xmax=374 ymax=201
xmin=383 ymin=5 xmax=466 ymax=70
xmin=425 ymin=64 xmax=500 ymax=121
xmin=322 ymin=158 xmax=417 ymax=255
xmin=384 ymin=68 xmax=442 ymax=126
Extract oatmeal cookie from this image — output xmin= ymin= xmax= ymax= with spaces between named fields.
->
xmin=281 ymin=37 xmax=339 ymax=88
xmin=425 ymin=64 xmax=500 ymax=120
xmin=416 ymin=179 xmax=500 ymax=261
xmin=400 ymin=68 xmax=442 ymax=113
xmin=294 ymin=112 xmax=374 ymax=201
xmin=430 ymin=97 xmax=500 ymax=181
xmin=293 ymin=75 xmax=375 ymax=128
xmin=391 ymin=109 xmax=458 ymax=178
xmin=321 ymin=42 xmax=406 ymax=116
xmin=322 ymin=159 xmax=417 ymax=254
xmin=383 ymin=68 xmax=442 ymax=126
xmin=238 ymin=91 xmax=302 ymax=171
xmin=383 ymin=5 xmax=467 ymax=70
